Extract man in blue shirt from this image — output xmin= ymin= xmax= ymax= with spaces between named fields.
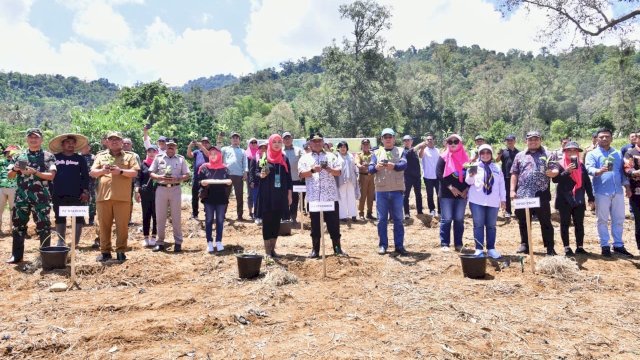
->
xmin=187 ymin=137 xmax=211 ymax=220
xmin=585 ymin=128 xmax=634 ymax=258
xmin=222 ymin=132 xmax=248 ymax=220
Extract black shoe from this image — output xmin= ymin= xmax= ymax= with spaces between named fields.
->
xmin=516 ymin=244 xmax=529 ymax=254
xmin=152 ymin=245 xmax=165 ymax=252
xmin=92 ymin=239 xmax=100 ymax=249
xmin=575 ymin=247 xmax=588 ymax=255
xmin=366 ymin=214 xmax=376 ymax=220
xmin=340 ymin=218 xmax=348 ymax=223
xmin=334 ymin=246 xmax=348 ymax=256
xmin=174 ymin=244 xmax=182 ymax=253
xmin=564 ymin=248 xmax=575 ymax=257
xmin=546 ymin=248 xmax=557 ymax=256
xmin=5 ymin=256 xmax=22 ymax=264
xmin=116 ymin=252 xmax=127 ymax=261
xmin=96 ymin=253 xmax=112 ymax=262
xmin=309 ymin=250 xmax=319 ymax=258
xmin=404 ymin=214 xmax=410 ymax=220
xmin=88 ymin=220 xmax=95 ymax=226
xmin=395 ymin=248 xmax=409 ymax=256
xmin=351 ymin=216 xmax=356 ymax=222
xmin=602 ymin=246 xmax=612 ymax=258
xmin=613 ymin=246 xmax=634 ymax=258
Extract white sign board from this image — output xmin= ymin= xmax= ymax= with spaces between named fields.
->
xmin=309 ymin=201 xmax=335 ymax=213
xmin=293 ymin=185 xmax=307 ymax=193
xmin=513 ymin=198 xmax=540 ymax=209
xmin=59 ymin=206 xmax=89 ymax=217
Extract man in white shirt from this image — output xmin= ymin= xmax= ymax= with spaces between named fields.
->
xmin=415 ymin=133 xmax=440 ymax=216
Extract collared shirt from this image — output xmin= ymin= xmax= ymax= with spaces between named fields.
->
xmin=420 ymin=147 xmax=440 ymax=179
xmin=0 ymin=157 xmax=16 ymax=188
xmin=284 ymin=146 xmax=305 ymax=181
xmin=149 ymin=153 xmax=190 ymax=179
xmin=192 ymin=149 xmax=208 ymax=178
xmin=298 ymin=151 xmax=341 ymax=202
xmin=510 ymin=148 xmax=553 ymax=200
xmin=92 ymin=151 xmax=140 ymax=202
xmin=586 ymin=146 xmax=628 ymax=196
xmin=356 ymin=151 xmax=373 ymax=174
xmin=403 ymin=147 xmax=421 ymax=179
xmin=221 ymin=145 xmax=248 ymax=176
xmin=14 ymin=149 xmax=57 ymax=204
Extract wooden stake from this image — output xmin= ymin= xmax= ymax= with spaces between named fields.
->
xmin=526 ymin=207 xmax=535 ymax=273
xmin=69 ymin=216 xmax=80 ymax=289
xmin=320 ymin=210 xmax=326 ymax=278
xmin=299 ymin=196 xmax=304 ymax=234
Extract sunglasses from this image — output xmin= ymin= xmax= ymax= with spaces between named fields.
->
xmin=250 ymin=141 xmax=257 ymax=144
xmin=447 ymin=139 xmax=460 ymax=145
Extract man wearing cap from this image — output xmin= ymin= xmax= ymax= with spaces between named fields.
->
xmin=5 ymin=128 xmax=57 ymax=264
xmin=355 ymin=138 xmax=376 ymax=220
xmin=143 ymin=126 xmax=167 ymax=155
xmin=415 ymin=133 xmax=440 ymax=217
xmin=149 ymin=138 xmax=190 ymax=252
xmin=0 ymin=145 xmax=19 ymax=234
xmin=90 ymin=131 xmax=140 ymax=262
xmin=222 ymin=132 xmax=248 ymax=220
xmin=369 ymin=128 xmax=409 ymax=256
xmin=401 ymin=135 xmax=423 ymax=219
xmin=470 ymin=135 xmax=486 ymax=162
xmin=495 ymin=134 xmax=519 ymax=218
xmin=80 ymin=144 xmax=97 ymax=226
xmin=283 ymin=132 xmax=305 ymax=223
xmin=187 ymin=137 xmax=211 ymax=220
xmin=298 ymin=132 xmax=347 ymax=257
xmin=50 ymin=134 xmax=90 ymax=246
xmin=510 ymin=131 xmax=559 ymax=256
xmin=586 ymin=128 xmax=634 ymax=258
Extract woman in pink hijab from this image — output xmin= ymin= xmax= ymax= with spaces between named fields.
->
xmin=436 ymin=134 xmax=470 ymax=252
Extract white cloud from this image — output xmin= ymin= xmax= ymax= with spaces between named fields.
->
xmin=0 ymin=1 xmax=104 ymax=79
xmin=109 ymin=17 xmax=254 ymax=85
xmin=70 ymin=1 xmax=132 ymax=45
xmin=0 ymin=0 xmax=33 ymax=24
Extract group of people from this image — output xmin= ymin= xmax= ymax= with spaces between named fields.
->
xmin=2 ymin=125 xmax=640 ymax=265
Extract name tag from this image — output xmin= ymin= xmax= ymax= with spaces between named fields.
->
xmin=59 ymin=206 xmax=89 ymax=217
xmin=513 ymin=197 xmax=540 ymax=209
xmin=293 ymin=185 xmax=307 ymax=193
xmin=309 ymin=201 xmax=335 ymax=212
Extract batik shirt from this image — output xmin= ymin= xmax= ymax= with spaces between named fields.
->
xmin=510 ymin=148 xmax=554 ymax=200
xmin=298 ymin=151 xmax=342 ymax=202
xmin=13 ymin=149 xmax=57 ymax=204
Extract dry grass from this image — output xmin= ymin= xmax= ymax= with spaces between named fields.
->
xmin=535 ymin=255 xmax=581 ymax=280
xmin=263 ymin=266 xmax=298 ymax=287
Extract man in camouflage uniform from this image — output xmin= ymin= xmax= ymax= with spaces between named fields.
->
xmin=80 ymin=144 xmax=97 ymax=225
xmin=6 ymin=128 xmax=57 ymax=264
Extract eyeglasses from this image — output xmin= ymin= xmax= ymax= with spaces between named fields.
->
xmin=447 ymin=139 xmax=460 ymax=145
xmin=250 ymin=141 xmax=257 ymax=144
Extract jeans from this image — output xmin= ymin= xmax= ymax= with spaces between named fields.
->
xmin=439 ymin=197 xmax=467 ymax=247
xmin=204 ymin=203 xmax=226 ymax=243
xmin=250 ymin=187 xmax=259 ymax=217
xmin=469 ymin=203 xmax=498 ymax=250
xmin=376 ymin=191 xmax=405 ymax=250
xmin=558 ymin=204 xmax=585 ymax=248
xmin=595 ymin=193 xmax=625 ymax=248
xmin=630 ymin=196 xmax=640 ymax=249
xmin=403 ymin=176 xmax=423 ymax=215
xmin=191 ymin=178 xmax=201 ymax=218
xmin=423 ymin=178 xmax=440 ymax=213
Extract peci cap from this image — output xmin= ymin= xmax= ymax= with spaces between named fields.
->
xmin=381 ymin=128 xmax=395 ymax=137
xmin=526 ymin=131 xmax=541 ymax=139
xmin=505 ymin=134 xmax=516 ymax=141
xmin=402 ymin=135 xmax=413 ymax=141
xmin=26 ymin=128 xmax=43 ymax=138
xmin=563 ymin=141 xmax=583 ymax=152
xmin=282 ymin=132 xmax=292 ymax=138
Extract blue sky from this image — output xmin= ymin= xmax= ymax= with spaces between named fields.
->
xmin=0 ymin=0 xmax=631 ymax=86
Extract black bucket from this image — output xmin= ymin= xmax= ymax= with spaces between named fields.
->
xmin=40 ymin=246 xmax=70 ymax=271
xmin=459 ymin=255 xmax=487 ymax=279
xmin=279 ymin=220 xmax=292 ymax=236
xmin=236 ymin=254 xmax=263 ymax=279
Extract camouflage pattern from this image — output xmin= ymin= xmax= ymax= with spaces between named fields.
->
xmin=12 ymin=149 xmax=56 ymax=244
xmin=82 ymin=153 xmax=97 ymax=219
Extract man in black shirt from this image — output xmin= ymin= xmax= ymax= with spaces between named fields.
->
xmin=402 ymin=135 xmax=423 ymax=219
xmin=49 ymin=134 xmax=90 ymax=246
xmin=495 ymin=134 xmax=519 ymax=218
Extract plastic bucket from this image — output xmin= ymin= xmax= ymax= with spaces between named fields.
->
xmin=236 ymin=254 xmax=263 ymax=279
xmin=40 ymin=246 xmax=70 ymax=271
xmin=459 ymin=255 xmax=487 ymax=279
xmin=279 ymin=220 xmax=292 ymax=236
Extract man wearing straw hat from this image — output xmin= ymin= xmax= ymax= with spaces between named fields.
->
xmin=49 ymin=133 xmax=90 ymax=247
xmin=0 ymin=145 xmax=19 ymax=234
xmin=5 ymin=128 xmax=57 ymax=264
xmin=90 ymin=131 xmax=139 ymax=262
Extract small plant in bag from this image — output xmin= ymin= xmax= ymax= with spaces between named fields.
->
xmin=604 ymin=155 xmax=615 ymax=171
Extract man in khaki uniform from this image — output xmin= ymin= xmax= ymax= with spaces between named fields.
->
xmin=149 ymin=138 xmax=190 ymax=252
xmin=355 ymin=138 xmax=375 ymax=220
xmin=90 ymin=131 xmax=140 ymax=262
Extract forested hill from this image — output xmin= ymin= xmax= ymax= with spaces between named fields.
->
xmin=1 ymin=41 xmax=639 ymax=156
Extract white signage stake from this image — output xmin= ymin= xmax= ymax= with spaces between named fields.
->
xmin=513 ymin=198 xmax=540 ymax=273
xmin=60 ymin=206 xmax=87 ymax=289
xmin=309 ymin=201 xmax=334 ymax=278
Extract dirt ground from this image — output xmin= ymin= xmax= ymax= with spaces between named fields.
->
xmin=1 ymin=194 xmax=640 ymax=360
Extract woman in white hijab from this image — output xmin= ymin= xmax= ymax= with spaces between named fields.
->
xmin=336 ymin=141 xmax=360 ymax=221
